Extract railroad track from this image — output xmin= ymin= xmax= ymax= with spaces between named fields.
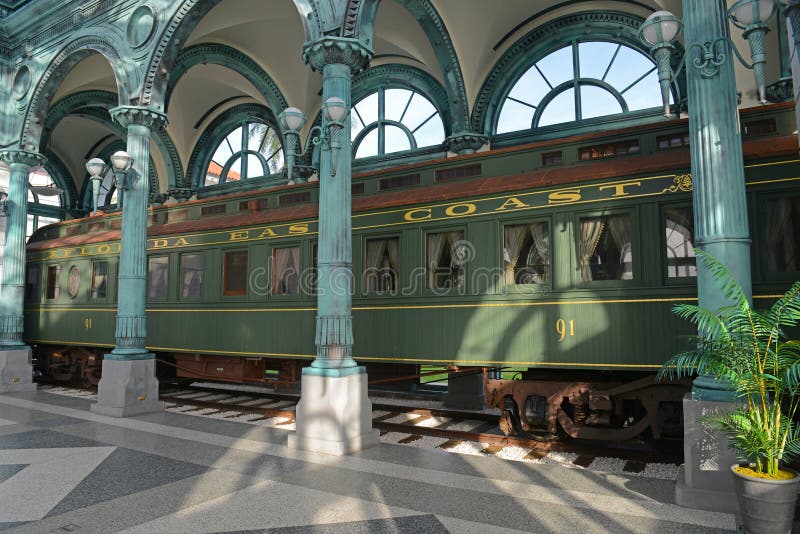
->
xmin=39 ymin=383 xmax=683 ymax=479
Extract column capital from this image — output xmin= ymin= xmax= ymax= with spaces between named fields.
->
xmin=0 ymin=150 xmax=46 ymax=168
xmin=302 ymin=37 xmax=372 ymax=74
xmin=110 ymin=106 xmax=168 ymax=131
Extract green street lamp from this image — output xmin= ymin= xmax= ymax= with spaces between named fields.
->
xmin=277 ymin=107 xmax=307 ymax=185
xmin=728 ymin=0 xmax=777 ymax=103
xmin=321 ymin=96 xmax=347 ymax=176
xmin=640 ymin=10 xmax=683 ymax=117
xmin=85 ymin=157 xmax=108 ymax=216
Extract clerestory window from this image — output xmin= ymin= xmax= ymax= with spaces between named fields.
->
xmin=497 ymin=41 xmax=668 ymax=134
xmin=205 ymin=121 xmax=284 ymax=186
xmin=351 ymin=88 xmax=445 ymax=159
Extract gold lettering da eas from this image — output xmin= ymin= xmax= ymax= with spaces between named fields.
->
xmin=547 ymin=190 xmax=581 ymax=204
xmin=598 ymin=181 xmax=642 ymax=197
xmin=229 ymin=230 xmax=249 ymax=241
xmin=258 ymin=227 xmax=278 ymax=238
xmin=445 ymin=203 xmax=477 ymax=217
xmin=404 ymin=208 xmax=432 ymax=221
xmin=288 ymin=223 xmax=309 ymax=235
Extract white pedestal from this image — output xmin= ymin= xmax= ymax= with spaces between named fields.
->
xmin=91 ymin=357 xmax=162 ymax=417
xmin=0 ymin=349 xmax=36 ymax=393
xmin=288 ymin=369 xmax=380 ymax=455
xmin=675 ymin=394 xmax=739 ymax=514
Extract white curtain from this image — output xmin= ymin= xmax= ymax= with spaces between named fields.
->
xmin=607 ymin=215 xmax=632 ymax=279
xmin=448 ymin=232 xmax=466 ymax=288
xmin=765 ymin=199 xmax=791 ymax=272
xmin=365 ymin=239 xmax=387 ymax=292
xmin=385 ymin=238 xmax=400 ymax=290
xmin=273 ymin=247 xmax=298 ymax=294
xmin=579 ymin=219 xmax=604 ymax=282
xmin=503 ymin=225 xmax=528 ymax=284
xmin=427 ymin=233 xmax=446 ymax=288
xmin=529 ymin=222 xmax=549 ymax=283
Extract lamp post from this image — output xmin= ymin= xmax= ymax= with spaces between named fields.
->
xmin=729 ymin=0 xmax=778 ymax=103
xmin=85 ymin=157 xmax=108 ymax=216
xmin=640 ymin=11 xmax=683 ymax=117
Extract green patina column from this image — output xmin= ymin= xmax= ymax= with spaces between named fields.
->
xmin=91 ymin=106 xmax=167 ymax=417
xmin=785 ymin=1 xmax=800 ymax=144
xmin=683 ymin=0 xmax=752 ymax=401
xmin=676 ymin=0 xmax=753 ymax=513
xmin=0 ymin=150 xmax=45 ymax=393
xmin=288 ymin=37 xmax=380 ymax=454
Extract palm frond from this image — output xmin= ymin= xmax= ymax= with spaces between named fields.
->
xmin=695 ymin=249 xmax=749 ymax=309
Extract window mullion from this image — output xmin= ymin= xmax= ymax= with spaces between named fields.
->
xmin=241 ymin=122 xmax=249 ymax=180
xmin=399 ymin=91 xmax=414 ymax=124
xmin=602 ymin=44 xmax=622 ymax=82
xmin=378 ymin=89 xmax=385 ymax=155
xmin=572 ymin=41 xmax=581 ymax=121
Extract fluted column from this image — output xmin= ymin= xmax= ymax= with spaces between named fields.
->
xmin=684 ymin=0 xmax=751 ymax=401
xmin=303 ymin=38 xmax=371 ymax=372
xmin=289 ymin=37 xmax=380 ymax=454
xmin=108 ymin=106 xmax=167 ymax=358
xmin=0 ymin=150 xmax=46 ymax=349
xmin=785 ymin=1 xmax=800 ymax=143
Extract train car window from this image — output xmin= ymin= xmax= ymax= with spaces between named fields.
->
xmin=45 ymin=265 xmax=60 ymax=299
xmin=25 ymin=264 xmax=40 ymax=302
xmin=364 ymin=237 xmax=399 ymax=293
xmin=271 ymin=247 xmax=299 ymax=295
xmin=665 ymin=207 xmax=696 ymax=278
xmin=91 ymin=261 xmax=109 ymax=299
xmin=147 ymin=256 xmax=169 ymax=299
xmin=223 ymin=250 xmax=248 ymax=296
xmin=309 ymin=243 xmax=319 ymax=295
xmin=180 ymin=254 xmax=204 ymax=299
xmin=578 ymin=214 xmax=633 ymax=281
xmin=763 ymin=196 xmax=800 ymax=273
xmin=427 ymin=231 xmax=466 ymax=289
xmin=503 ymin=223 xmax=549 ymax=285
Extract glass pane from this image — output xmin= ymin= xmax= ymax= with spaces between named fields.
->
xmin=29 ymin=169 xmax=61 ymax=207
xmin=247 ymin=122 xmax=268 ymax=151
xmin=665 ymin=207 xmax=697 ymax=278
xmin=364 ymin=237 xmax=399 ymax=293
xmin=503 ymin=223 xmax=549 ymax=285
xmin=413 ymin=116 xmax=445 ymax=148
xmin=212 ymin=136 xmax=233 ymax=163
xmin=226 ymin=157 xmax=242 ymax=182
xmin=604 ymin=46 xmax=655 ymax=92
xmin=578 ymin=41 xmax=619 ymax=80
xmin=355 ymin=128 xmax=379 ymax=159
xmin=426 ymin=231 xmax=465 ymax=289
xmin=224 ymin=250 xmax=248 ymax=296
xmin=91 ymin=261 xmax=108 ymax=299
xmin=257 ymin=125 xmax=281 ymax=158
xmin=764 ymin=196 xmax=800 ymax=272
xmin=580 ymin=85 xmax=623 ymax=120
xmin=46 ymin=265 xmax=60 ymax=300
xmin=25 ymin=264 xmax=40 ymax=301
xmin=147 ymin=256 xmax=169 ymax=299
xmin=508 ymin=65 xmax=551 ymax=107
xmin=622 ymin=69 xmax=666 ymax=111
xmin=226 ymin=126 xmax=243 ymax=152
xmin=354 ymin=92 xmax=379 ymax=127
xmin=385 ymin=125 xmax=411 ymax=154
xmin=267 ymin=148 xmax=285 ymax=175
xmin=401 ymin=93 xmax=437 ymax=131
xmin=181 ymin=253 xmax=204 ymax=298
xmin=384 ymin=88 xmax=413 ymax=122
xmin=37 ymin=216 xmax=59 ymax=229
xmin=535 ymin=45 xmax=574 ymax=88
xmin=538 ymin=88 xmax=576 ymax=127
xmin=272 ymin=246 xmax=299 ymax=295
xmin=0 ymin=166 xmax=8 ymax=190
xmin=97 ymin=170 xmax=116 ymax=206
xmin=26 ymin=214 xmax=35 ymax=240
xmin=205 ymin=163 xmax=220 ymax=186
xmin=351 ymin=114 xmax=365 ymax=141
xmin=497 ymin=99 xmax=536 ymax=134
xmin=579 ymin=214 xmax=633 ymax=281
xmin=28 ymin=189 xmax=35 ymax=202
xmin=246 ymin=154 xmax=264 ymax=178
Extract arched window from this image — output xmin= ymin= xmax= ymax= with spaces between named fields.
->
xmin=204 ymin=121 xmax=284 ymax=187
xmin=25 ymin=168 xmax=65 ymax=239
xmin=352 ymin=88 xmax=445 ymax=159
xmin=496 ymin=41 xmax=667 ymax=134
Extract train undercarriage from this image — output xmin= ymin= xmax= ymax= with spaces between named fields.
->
xmin=33 ymin=346 xmax=690 ymax=441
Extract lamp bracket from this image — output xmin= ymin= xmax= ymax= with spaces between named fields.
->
xmin=689 ymin=37 xmax=728 ymax=78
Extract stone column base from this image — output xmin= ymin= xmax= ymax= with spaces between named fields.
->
xmin=444 ymin=371 xmax=486 ymax=410
xmin=676 ymin=394 xmax=739 ymax=514
xmin=91 ymin=357 xmax=162 ymax=417
xmin=288 ymin=368 xmax=380 ymax=455
xmin=0 ymin=349 xmax=36 ymax=393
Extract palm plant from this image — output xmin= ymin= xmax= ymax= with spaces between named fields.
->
xmin=658 ymin=250 xmax=800 ymax=476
